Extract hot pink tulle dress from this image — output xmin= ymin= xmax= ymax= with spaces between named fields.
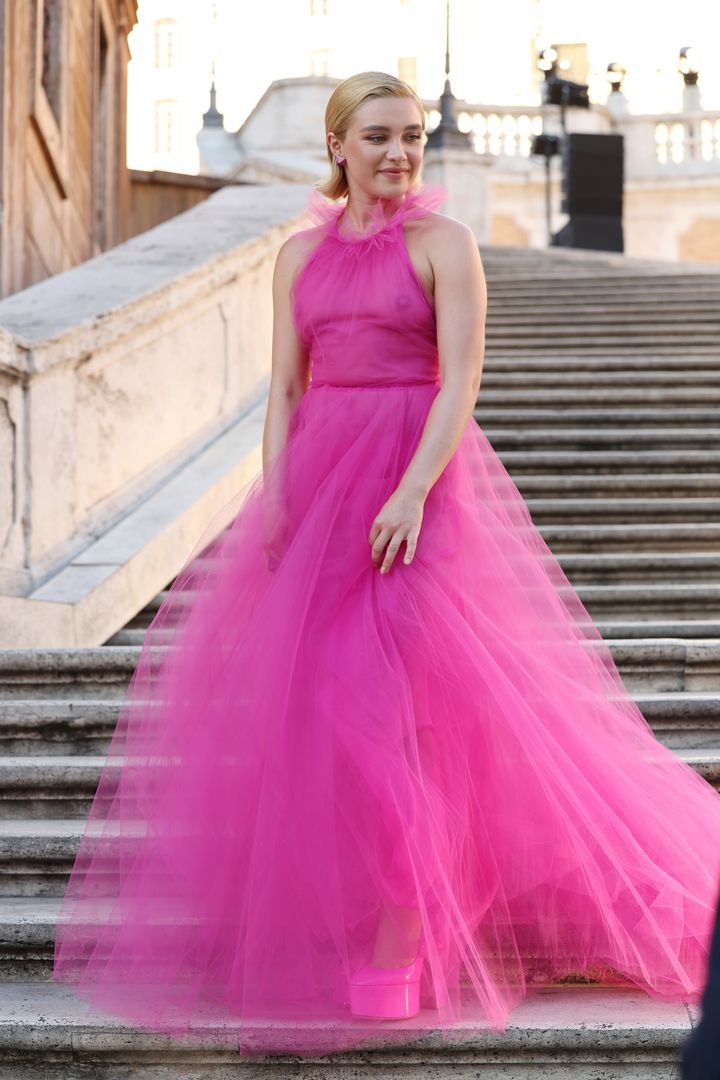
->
xmin=53 ymin=180 xmax=720 ymax=1057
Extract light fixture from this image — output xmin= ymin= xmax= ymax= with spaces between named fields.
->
xmin=537 ymin=47 xmax=558 ymax=77
xmin=607 ymin=61 xmax=626 ymax=92
xmin=678 ymin=46 xmax=699 ymax=86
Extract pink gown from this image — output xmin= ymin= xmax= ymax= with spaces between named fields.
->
xmin=53 ymin=180 xmax=720 ymax=1057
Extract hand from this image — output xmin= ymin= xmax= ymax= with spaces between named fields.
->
xmin=369 ymin=486 xmax=425 ymax=574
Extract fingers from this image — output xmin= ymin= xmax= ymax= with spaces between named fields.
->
xmin=371 ymin=529 xmax=419 ymax=574
xmin=379 ymin=535 xmax=403 ymax=574
xmin=370 ymin=527 xmax=393 ymax=568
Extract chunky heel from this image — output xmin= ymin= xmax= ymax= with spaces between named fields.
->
xmin=349 ymin=955 xmax=424 ymax=1019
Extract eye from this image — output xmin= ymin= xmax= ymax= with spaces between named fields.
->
xmin=367 ymin=134 xmax=423 ymax=142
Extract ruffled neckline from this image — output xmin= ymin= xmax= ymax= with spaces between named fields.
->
xmin=303 ymin=181 xmax=448 ymax=252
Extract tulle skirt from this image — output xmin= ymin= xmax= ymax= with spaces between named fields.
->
xmin=53 ymin=380 xmax=720 ymax=1057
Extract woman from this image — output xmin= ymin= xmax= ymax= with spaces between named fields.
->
xmin=53 ymin=71 xmax=720 ymax=1059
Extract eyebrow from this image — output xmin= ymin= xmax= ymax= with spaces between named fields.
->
xmin=358 ymin=124 xmax=423 ymax=132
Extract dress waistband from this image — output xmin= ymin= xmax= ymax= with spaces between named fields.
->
xmin=309 ymin=380 xmax=440 ymax=390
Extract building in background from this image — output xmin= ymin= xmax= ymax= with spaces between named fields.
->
xmin=126 ymin=0 xmax=720 ymax=176
xmin=0 ymin=0 xmax=139 ymax=298
xmin=123 ymin=0 xmax=720 ymax=262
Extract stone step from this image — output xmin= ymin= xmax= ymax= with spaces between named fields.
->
xmin=0 ymin=756 xmax=108 ymax=818
xmin=481 ymin=354 xmax=720 ymax=373
xmin=1 ymin=630 xmax=716 ymax=708
xmin=484 ymin=427 xmax=720 ymax=451
xmin=603 ymin=639 xmax=720 ymax=693
xmin=0 ymin=640 xmax=715 ymax=749
xmin=575 ymin=583 xmax=719 ymax=619
xmin=479 ymin=385 xmax=720 ymax=405
xmin=488 ymin=316 xmax=720 ymax=334
xmin=486 ymin=343 xmax=720 ymax=356
xmin=0 ymin=701 xmax=122 ymax=754
xmin=516 ymin=474 xmax=720 ymax=499
xmin=0 ymin=649 xmax=139 ymax=701
xmin=0 ymin=981 xmax=697 ymax=1077
xmin=0 ymin=819 xmax=86 ymax=895
xmin=488 ymin=295 xmax=720 ymax=309
xmin=488 ymin=279 xmax=720 ymax=294
xmin=487 ymin=299 xmax=720 ymax=313
xmin=0 ymin=693 xmax=717 ymax=821
xmin=492 ymin=282 xmax=720 ymax=294
xmin=482 ymin=378 xmax=720 ymax=399
xmin=476 ymin=406 xmax=720 ymax=428
xmin=557 ymin=551 xmax=720 ymax=584
xmin=482 ymin=372 xmax=720 ymax=392
xmin=525 ymin=495 xmax=720 ymax=525
xmin=498 ymin=450 xmax=720 ymax=476
xmin=541 ymin=521 xmax=720 ymax=552
xmin=594 ymin=618 xmax=720 ymax=639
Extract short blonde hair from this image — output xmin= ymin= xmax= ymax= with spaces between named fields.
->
xmin=317 ymin=72 xmax=426 ymax=201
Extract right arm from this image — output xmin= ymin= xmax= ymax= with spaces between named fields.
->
xmin=262 ymin=235 xmax=311 ymax=481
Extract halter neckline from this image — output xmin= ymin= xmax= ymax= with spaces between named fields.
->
xmin=335 ymin=195 xmax=411 ymax=245
xmin=303 ymin=181 xmax=449 ymax=252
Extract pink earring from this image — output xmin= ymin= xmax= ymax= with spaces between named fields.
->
xmin=336 ymin=155 xmax=346 ymax=165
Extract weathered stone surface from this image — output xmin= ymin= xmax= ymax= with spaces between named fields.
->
xmin=0 ymin=982 xmax=696 ymax=1078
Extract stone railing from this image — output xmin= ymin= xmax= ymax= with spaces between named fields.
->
xmin=622 ymin=110 xmax=720 ymax=178
xmin=0 ymin=183 xmax=310 ymax=645
xmin=424 ymin=100 xmax=720 ymax=181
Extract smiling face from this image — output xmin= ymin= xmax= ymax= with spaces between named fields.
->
xmin=328 ymin=95 xmax=425 ymax=201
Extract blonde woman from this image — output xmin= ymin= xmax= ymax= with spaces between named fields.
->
xmin=54 ymin=71 xmax=720 ymax=1059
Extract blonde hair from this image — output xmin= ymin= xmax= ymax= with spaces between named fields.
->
xmin=317 ymin=72 xmax=426 ymax=201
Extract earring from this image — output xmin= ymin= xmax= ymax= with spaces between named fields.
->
xmin=335 ymin=154 xmax=346 ymax=165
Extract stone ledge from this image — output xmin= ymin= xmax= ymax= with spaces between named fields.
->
xmin=0 ymin=395 xmax=267 ymax=649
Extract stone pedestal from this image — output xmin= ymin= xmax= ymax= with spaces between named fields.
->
xmin=422 ymin=147 xmax=494 ymax=242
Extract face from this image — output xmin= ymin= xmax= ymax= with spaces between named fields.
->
xmin=328 ymin=96 xmax=425 ymax=199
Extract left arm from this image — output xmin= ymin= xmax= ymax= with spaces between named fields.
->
xmin=369 ymin=219 xmax=487 ymax=573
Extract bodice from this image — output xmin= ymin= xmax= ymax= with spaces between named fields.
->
xmin=290 ymin=181 xmax=448 ymax=388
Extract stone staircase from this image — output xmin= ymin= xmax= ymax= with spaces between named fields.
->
xmin=1 ymin=243 xmax=718 ymax=1075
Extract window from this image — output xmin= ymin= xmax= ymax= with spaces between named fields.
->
xmin=154 ymin=18 xmax=179 ymax=68
xmin=310 ymin=0 xmax=329 ymax=13
xmin=154 ymin=99 xmax=179 ymax=154
xmin=311 ymin=49 xmax=330 ymax=76
xmin=398 ymin=57 xmax=417 ymax=89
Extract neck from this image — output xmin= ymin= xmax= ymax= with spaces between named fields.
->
xmin=344 ymin=190 xmax=406 ymax=229
xmin=338 ymin=189 xmax=411 ymax=240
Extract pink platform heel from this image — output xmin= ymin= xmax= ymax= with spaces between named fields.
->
xmin=349 ymin=954 xmax=424 ymax=1019
xmin=349 ymin=939 xmax=450 ymax=1019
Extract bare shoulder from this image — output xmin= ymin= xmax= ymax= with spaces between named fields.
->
xmin=406 ymin=211 xmax=483 ymax=276
xmin=275 ymin=227 xmax=325 ymax=281
xmin=424 ymin=212 xmax=482 ymax=263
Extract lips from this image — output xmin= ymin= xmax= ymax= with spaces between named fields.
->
xmin=381 ymin=169 xmax=409 ymax=175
